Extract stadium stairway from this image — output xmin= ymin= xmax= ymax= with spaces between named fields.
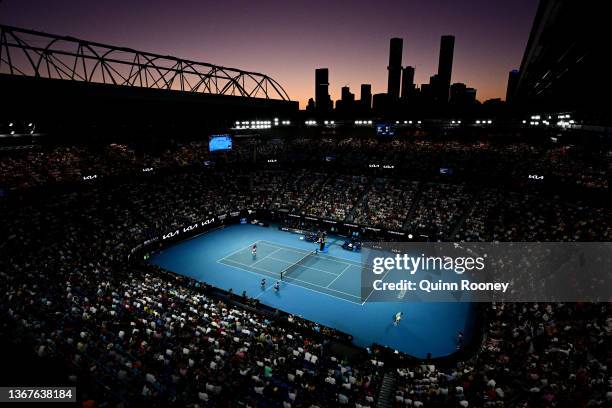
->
xmin=402 ymin=181 xmax=422 ymax=230
xmin=447 ymin=191 xmax=479 ymax=240
xmin=376 ymin=371 xmax=397 ymax=408
xmin=346 ymin=177 xmax=375 ymax=221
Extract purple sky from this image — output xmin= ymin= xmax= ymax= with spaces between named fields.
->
xmin=1 ymin=0 xmax=538 ymax=108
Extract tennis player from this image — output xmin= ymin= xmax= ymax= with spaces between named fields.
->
xmin=260 ymin=278 xmax=266 ymax=289
xmin=393 ymin=312 xmax=404 ymax=326
xmin=252 ymin=244 xmax=257 ymax=258
xmin=274 ymin=281 xmax=280 ymax=292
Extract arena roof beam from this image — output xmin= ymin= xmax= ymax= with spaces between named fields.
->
xmin=0 ymin=24 xmax=291 ymax=101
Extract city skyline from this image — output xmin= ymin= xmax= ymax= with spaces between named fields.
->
xmin=1 ymin=0 xmax=538 ymax=108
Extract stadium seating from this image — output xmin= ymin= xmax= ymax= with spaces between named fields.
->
xmin=0 ymin=135 xmax=609 ymax=407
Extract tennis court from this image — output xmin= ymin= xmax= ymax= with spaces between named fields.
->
xmin=149 ymin=224 xmax=475 ymax=357
xmin=218 ymin=240 xmax=364 ymax=303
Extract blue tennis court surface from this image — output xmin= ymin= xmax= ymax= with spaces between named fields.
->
xmin=218 ymin=240 xmax=364 ymax=303
xmin=150 ymin=224 xmax=475 ymax=358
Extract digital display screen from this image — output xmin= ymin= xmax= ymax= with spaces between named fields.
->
xmin=376 ymin=123 xmax=396 ymax=136
xmin=209 ymin=135 xmax=233 ymax=151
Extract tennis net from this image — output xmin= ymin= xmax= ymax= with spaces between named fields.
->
xmin=280 ymin=250 xmax=317 ymax=280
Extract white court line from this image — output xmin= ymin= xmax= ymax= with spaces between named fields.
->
xmin=326 ymin=263 xmax=351 ymax=288
xmin=219 ymin=258 xmax=362 ymax=300
xmin=252 ymin=247 xmax=283 ymax=266
xmin=361 ymin=267 xmax=392 ymax=305
xmin=256 ymin=241 xmax=286 ymax=250
xmin=215 ymin=259 xmax=362 ymax=305
xmin=266 ymin=256 xmax=340 ymax=276
xmin=255 ymin=279 xmax=277 ymax=299
xmin=220 ymin=240 xmax=262 ymax=261
xmin=259 ymin=239 xmax=364 ymax=268
xmin=259 ymin=239 xmax=364 ymax=267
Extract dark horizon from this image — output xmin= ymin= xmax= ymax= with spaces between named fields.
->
xmin=1 ymin=0 xmax=538 ymax=108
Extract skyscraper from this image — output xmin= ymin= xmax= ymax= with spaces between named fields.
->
xmin=306 ymin=98 xmax=316 ymax=112
xmin=336 ymin=85 xmax=355 ymax=114
xmin=449 ymin=82 xmax=467 ymax=105
xmin=360 ymin=84 xmax=372 ymax=109
xmin=506 ymin=69 xmax=520 ymax=103
xmin=340 ymin=86 xmax=355 ymax=103
xmin=465 ymin=87 xmax=477 ymax=103
xmin=315 ymin=68 xmax=331 ymax=112
xmin=436 ymin=35 xmax=455 ymax=103
xmin=372 ymin=93 xmax=389 ymax=113
xmin=401 ymin=66 xmax=415 ymax=99
xmin=387 ymin=38 xmax=403 ymax=99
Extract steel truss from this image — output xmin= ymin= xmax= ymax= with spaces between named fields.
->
xmin=0 ymin=24 xmax=291 ymax=101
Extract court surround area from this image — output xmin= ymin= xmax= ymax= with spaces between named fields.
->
xmin=150 ymin=223 xmax=474 ymax=357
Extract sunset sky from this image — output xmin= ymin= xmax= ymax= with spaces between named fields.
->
xmin=1 ymin=0 xmax=538 ymax=108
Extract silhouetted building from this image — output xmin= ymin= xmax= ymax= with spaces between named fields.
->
xmin=315 ymin=68 xmax=332 ymax=112
xmin=336 ymin=86 xmax=356 ymax=114
xmin=482 ymin=98 xmax=504 ymax=116
xmin=465 ymin=87 xmax=477 ymax=103
xmin=341 ymin=86 xmax=355 ymax=103
xmin=506 ymin=69 xmax=520 ymax=103
xmin=306 ymin=98 xmax=316 ymax=112
xmin=436 ymin=35 xmax=455 ymax=103
xmin=387 ymin=38 xmax=403 ymax=99
xmin=420 ymin=75 xmax=438 ymax=103
xmin=450 ymin=82 xmax=478 ymax=110
xmin=360 ymin=84 xmax=372 ymax=109
xmin=483 ymin=98 xmax=503 ymax=108
xmin=420 ymin=83 xmax=433 ymax=101
xmin=401 ymin=66 xmax=415 ymax=100
xmin=372 ymin=93 xmax=389 ymax=113
xmin=514 ymin=0 xmax=609 ymax=120
xmin=449 ymin=82 xmax=467 ymax=105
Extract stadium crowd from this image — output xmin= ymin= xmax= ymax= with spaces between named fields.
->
xmin=1 ymin=135 xmax=610 ymax=407
xmin=392 ymin=302 xmax=610 ymax=407
xmin=1 ymin=136 xmax=608 ymax=195
xmin=1 ymin=192 xmax=385 ymax=407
